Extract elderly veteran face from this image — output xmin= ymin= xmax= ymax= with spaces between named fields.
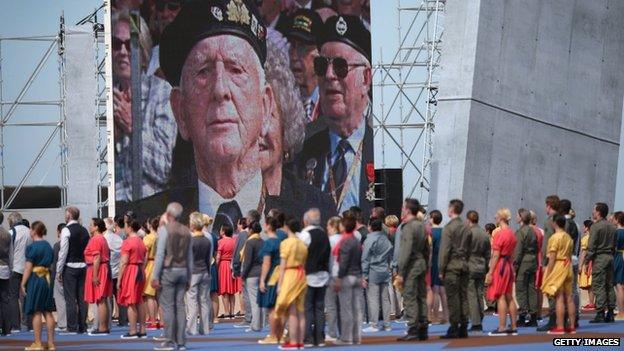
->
xmin=163 ymin=0 xmax=272 ymax=198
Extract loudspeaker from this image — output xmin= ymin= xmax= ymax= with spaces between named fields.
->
xmin=374 ymin=168 xmax=403 ymax=218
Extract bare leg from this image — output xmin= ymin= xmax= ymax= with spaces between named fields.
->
xmin=588 ymin=289 xmax=595 ymax=305
xmin=565 ymin=293 xmax=576 ymax=328
xmin=32 ymin=313 xmax=42 ymax=345
xmin=439 ymin=286 xmax=449 ymax=322
xmin=496 ymin=296 xmax=507 ymax=331
xmin=44 ymin=312 xmax=55 ymax=346
xmin=211 ymin=293 xmax=220 ymax=322
xmin=228 ymin=295 xmax=236 ymax=316
xmin=297 ymin=308 xmax=306 ymax=345
xmin=138 ymin=302 xmax=146 ymax=334
xmin=507 ymin=294 xmax=518 ymax=330
xmin=127 ymin=304 xmax=137 ymax=335
xmin=616 ymin=285 xmax=624 ymax=316
xmin=221 ymin=295 xmax=230 ymax=318
xmin=97 ymin=299 xmax=109 ymax=331
xmin=555 ymin=294 xmax=565 ymax=330
xmin=288 ymin=304 xmax=298 ymax=344
xmin=431 ymin=285 xmax=440 ymax=322
xmin=426 ymin=286 xmax=433 ymax=322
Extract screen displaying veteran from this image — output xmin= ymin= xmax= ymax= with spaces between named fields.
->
xmin=118 ymin=0 xmax=336 ymax=227
xmin=296 ymin=14 xmax=374 ymax=219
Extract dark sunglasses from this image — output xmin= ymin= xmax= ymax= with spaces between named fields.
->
xmin=156 ymin=1 xmax=182 ymax=11
xmin=313 ymin=56 xmax=367 ymax=79
xmin=112 ymin=36 xmax=131 ymax=51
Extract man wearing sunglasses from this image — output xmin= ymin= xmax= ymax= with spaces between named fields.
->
xmin=285 ymin=9 xmax=322 ymax=123
xmin=296 ymin=15 xmax=373 ymax=219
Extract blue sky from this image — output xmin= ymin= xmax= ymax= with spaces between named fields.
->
xmin=0 ymin=1 xmax=622 ymax=209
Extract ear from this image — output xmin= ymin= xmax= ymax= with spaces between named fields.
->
xmin=170 ymin=87 xmax=190 ymax=140
xmin=363 ymin=65 xmax=372 ymax=87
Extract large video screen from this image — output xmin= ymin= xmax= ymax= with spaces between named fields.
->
xmin=111 ymin=0 xmax=373 ymax=227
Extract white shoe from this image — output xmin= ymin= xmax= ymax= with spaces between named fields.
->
xmin=383 ymin=326 xmax=392 ymax=331
xmin=324 ymin=335 xmax=337 ymax=342
xmin=362 ymin=326 xmax=380 ymax=333
xmin=333 ymin=339 xmax=353 ymax=346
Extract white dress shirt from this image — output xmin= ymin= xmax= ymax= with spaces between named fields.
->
xmin=104 ymin=230 xmax=123 ymax=279
xmin=56 ymin=220 xmax=87 ymax=278
xmin=11 ymin=224 xmax=32 ymax=275
xmin=299 ymin=225 xmax=330 ymax=287
xmin=198 ymin=171 xmax=263 ymax=223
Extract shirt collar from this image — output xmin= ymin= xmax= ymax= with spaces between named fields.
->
xmin=198 ymin=171 xmax=263 ymax=217
xmin=329 ymin=115 xmax=366 ymax=157
xmin=67 ymin=220 xmax=78 ymax=226
xmin=303 ymin=225 xmax=320 ymax=232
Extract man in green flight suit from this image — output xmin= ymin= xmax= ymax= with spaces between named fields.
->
xmin=466 ymin=210 xmax=490 ymax=333
xmin=438 ymin=199 xmax=472 ymax=339
xmin=514 ymin=208 xmax=539 ymax=327
xmin=396 ymin=198 xmax=429 ymax=341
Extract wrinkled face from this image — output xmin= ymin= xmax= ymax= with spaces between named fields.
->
xmin=318 ymin=42 xmax=370 ymax=137
xmin=259 ymin=92 xmax=282 ymax=173
xmin=113 ymin=21 xmax=131 ymax=80
xmin=288 ymin=39 xmax=318 ymax=93
xmin=172 ymin=36 xmax=270 ymax=171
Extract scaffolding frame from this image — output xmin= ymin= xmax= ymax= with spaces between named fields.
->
xmin=372 ymin=0 xmax=444 ymax=206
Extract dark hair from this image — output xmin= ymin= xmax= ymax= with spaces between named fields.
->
xmin=583 ymin=219 xmax=593 ymax=230
xmin=559 ymin=199 xmax=571 ymax=215
xmin=114 ymin=215 xmax=125 ymax=228
xmin=31 ymin=221 xmax=47 ymax=237
xmin=150 ymin=217 xmax=160 ymax=231
xmin=369 ymin=219 xmax=383 ymax=232
xmin=341 ymin=212 xmax=357 ymax=232
xmin=430 ymin=209 xmax=443 ymax=225
xmin=449 ymin=199 xmax=464 ymax=215
xmin=466 ymin=210 xmax=479 ymax=224
xmin=404 ymin=198 xmax=421 ymax=216
xmin=615 ymin=211 xmax=624 ymax=226
xmin=66 ymin=206 xmax=80 ymax=221
xmin=142 ymin=219 xmax=150 ymax=233
xmin=553 ymin=214 xmax=566 ymax=229
xmin=484 ymin=223 xmax=496 ymax=235
xmin=237 ymin=217 xmax=248 ymax=229
xmin=349 ymin=206 xmax=364 ymax=223
xmin=92 ymin=218 xmax=106 ymax=233
xmin=57 ymin=223 xmax=66 ymax=233
xmin=247 ymin=209 xmax=261 ymax=223
xmin=518 ymin=208 xmax=531 ymax=225
xmin=249 ymin=221 xmax=262 ymax=234
xmin=594 ymin=202 xmax=608 ymax=219
xmin=221 ymin=225 xmax=234 ymax=237
xmin=266 ymin=216 xmax=281 ymax=232
xmin=545 ymin=195 xmax=560 ymax=212
xmin=370 ymin=207 xmax=385 ymax=221
xmin=267 ymin=209 xmax=285 ymax=227
xmin=286 ymin=218 xmax=302 ymax=233
xmin=22 ymin=219 xmax=30 ymax=228
xmin=128 ymin=220 xmax=142 ymax=233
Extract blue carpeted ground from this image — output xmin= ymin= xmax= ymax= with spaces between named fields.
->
xmin=0 ymin=315 xmax=622 ymax=351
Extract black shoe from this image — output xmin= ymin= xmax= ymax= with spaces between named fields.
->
xmin=88 ymin=330 xmax=110 ymax=336
xmin=536 ymin=313 xmax=556 ymax=332
xmin=440 ymin=324 xmax=459 ymax=339
xmin=524 ymin=314 xmax=538 ymax=327
xmin=605 ymin=309 xmax=615 ymax=323
xmin=137 ymin=333 xmax=147 ymax=338
xmin=468 ymin=325 xmax=483 ymax=332
xmin=516 ymin=314 xmax=526 ymax=327
xmin=488 ymin=329 xmax=508 ymax=336
xmin=121 ymin=333 xmax=139 ymax=339
xmin=589 ymin=310 xmax=606 ymax=324
xmin=506 ymin=329 xmax=518 ymax=336
xmin=418 ymin=325 xmax=428 ymax=341
xmin=458 ymin=323 xmax=468 ymax=338
xmin=397 ymin=326 xmax=419 ymax=342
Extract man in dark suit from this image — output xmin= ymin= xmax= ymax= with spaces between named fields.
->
xmin=296 ymin=15 xmax=374 ymax=219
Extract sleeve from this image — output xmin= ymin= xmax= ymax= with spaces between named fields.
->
xmin=580 ymin=236 xmax=588 ymax=251
xmin=280 ymin=240 xmax=290 ymax=260
xmin=391 ymin=225 xmax=402 ymax=272
xmin=438 ymin=225 xmax=451 ymax=274
xmin=241 ymin=240 xmax=253 ymax=279
xmin=120 ymin=240 xmax=130 ymax=256
xmin=187 ymin=237 xmax=193 ymax=278
xmin=56 ymin=227 xmax=70 ymax=277
xmin=491 ymin=233 xmax=502 ymax=252
xmin=397 ymin=225 xmax=414 ymax=278
xmin=25 ymin=244 xmax=34 ymax=263
xmin=152 ymin=227 xmax=168 ymax=280
xmin=547 ymin=234 xmax=558 ymax=255
xmin=513 ymin=229 xmax=524 ymax=266
xmin=361 ymin=238 xmax=371 ymax=280
xmin=586 ymin=226 xmax=597 ymax=262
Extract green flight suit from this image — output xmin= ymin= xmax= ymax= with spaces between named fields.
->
xmin=586 ymin=218 xmax=617 ymax=311
xmin=514 ymin=224 xmax=539 ymax=316
xmin=467 ymin=225 xmax=490 ymax=327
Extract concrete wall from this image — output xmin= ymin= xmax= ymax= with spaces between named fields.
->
xmin=430 ymin=0 xmax=624 ymax=223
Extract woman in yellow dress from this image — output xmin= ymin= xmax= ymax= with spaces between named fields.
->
xmin=578 ymin=220 xmax=595 ymax=309
xmin=143 ymin=217 xmax=159 ymax=329
xmin=275 ymin=219 xmax=308 ymax=350
xmin=541 ymin=215 xmax=576 ymax=335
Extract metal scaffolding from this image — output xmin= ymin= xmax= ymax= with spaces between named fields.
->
xmin=0 ymin=21 xmax=66 ymax=211
xmin=372 ymin=0 xmax=444 ymax=206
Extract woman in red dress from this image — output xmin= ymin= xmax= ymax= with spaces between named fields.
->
xmin=217 ymin=225 xmax=238 ymax=318
xmin=117 ymin=220 xmax=147 ymax=339
xmin=84 ymin=218 xmax=113 ymax=335
xmin=485 ymin=208 xmax=518 ymax=336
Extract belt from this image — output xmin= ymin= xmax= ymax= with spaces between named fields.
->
xmin=147 ymin=258 xmax=154 ymax=261
xmin=33 ymin=266 xmax=51 ymax=285
xmin=555 ymin=258 xmax=570 ymax=266
xmin=286 ymin=266 xmax=305 ymax=279
xmin=499 ymin=255 xmax=511 ymax=276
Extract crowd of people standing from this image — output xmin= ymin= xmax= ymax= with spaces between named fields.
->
xmin=0 ymin=195 xmax=623 ymax=350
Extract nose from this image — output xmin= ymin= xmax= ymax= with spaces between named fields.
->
xmin=211 ymin=62 xmax=231 ymax=102
xmin=324 ymin=61 xmax=338 ymax=80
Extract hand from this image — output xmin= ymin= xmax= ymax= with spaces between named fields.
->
xmin=485 ymin=273 xmax=492 ymax=286
xmin=333 ymin=278 xmax=342 ymax=293
xmin=439 ymin=274 xmax=444 ymax=282
xmin=259 ymin=281 xmax=267 ymax=293
xmin=20 ymin=285 xmax=26 ymax=297
xmin=92 ymin=276 xmax=100 ymax=286
xmin=151 ymin=279 xmax=160 ymax=289
xmin=362 ymin=279 xmax=368 ymax=289
xmin=394 ymin=275 xmax=404 ymax=289
xmin=113 ymin=87 xmax=132 ymax=135
xmin=186 ymin=283 xmax=190 ymax=291
xmin=116 ymin=279 xmax=121 ymax=291
xmin=57 ymin=273 xmax=63 ymax=283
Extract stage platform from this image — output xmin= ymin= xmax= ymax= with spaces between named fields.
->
xmin=1 ymin=314 xmax=622 ymax=351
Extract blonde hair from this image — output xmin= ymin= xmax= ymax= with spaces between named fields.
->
xmin=384 ymin=215 xmax=399 ymax=228
xmin=496 ymin=208 xmax=512 ymax=224
xmin=189 ymin=212 xmax=214 ymax=231
xmin=327 ymin=216 xmax=341 ymax=232
xmin=529 ymin=210 xmax=538 ymax=225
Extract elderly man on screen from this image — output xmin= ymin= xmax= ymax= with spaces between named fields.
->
xmin=296 ymin=15 xmax=374 ymax=218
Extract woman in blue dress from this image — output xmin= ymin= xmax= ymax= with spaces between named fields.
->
xmin=429 ymin=210 xmax=449 ymax=324
xmin=257 ymin=216 xmax=284 ymax=344
xmin=20 ymin=221 xmax=55 ymax=351
xmin=614 ymin=213 xmax=624 ymax=321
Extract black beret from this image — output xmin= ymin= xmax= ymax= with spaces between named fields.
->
xmin=317 ymin=15 xmax=371 ymax=63
xmin=160 ymin=0 xmax=267 ymax=86
xmin=284 ymin=9 xmax=323 ymax=45
xmin=312 ymin=0 xmax=336 ymax=11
